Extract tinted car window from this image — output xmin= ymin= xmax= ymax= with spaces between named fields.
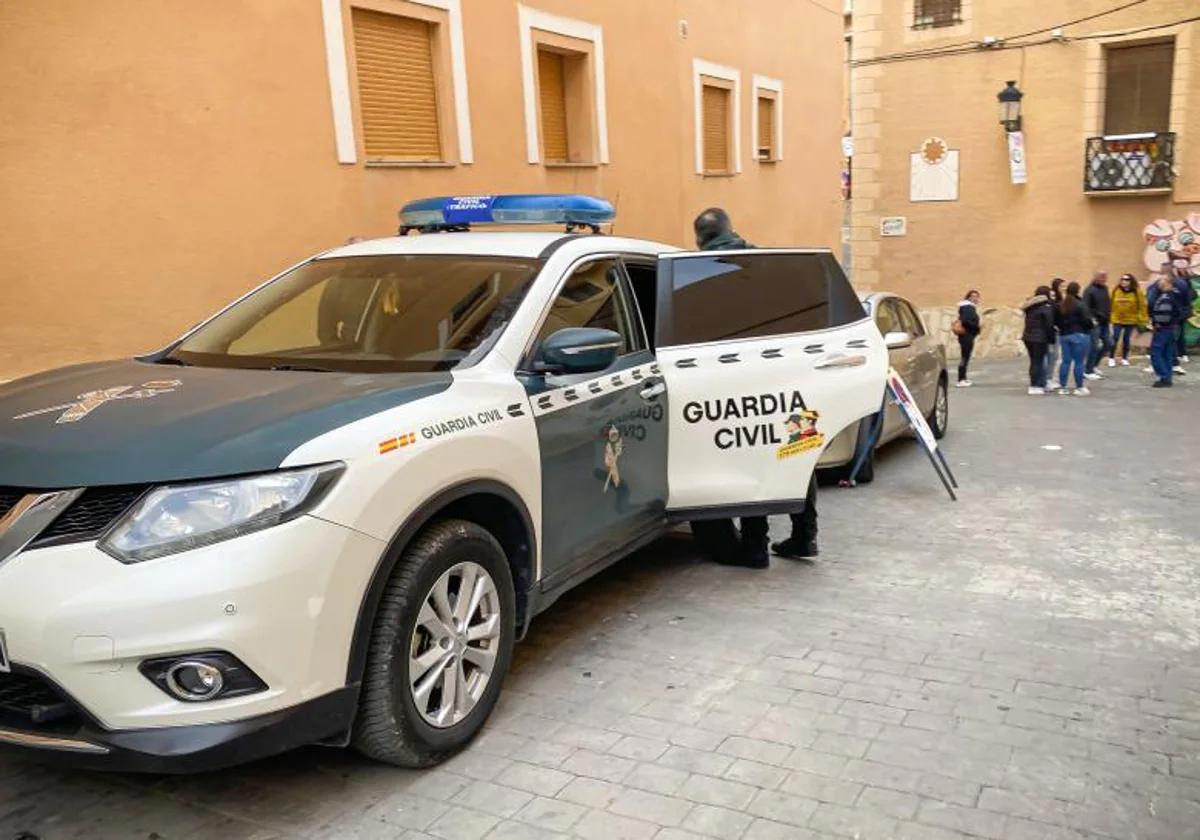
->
xmin=664 ymin=252 xmax=865 ymax=345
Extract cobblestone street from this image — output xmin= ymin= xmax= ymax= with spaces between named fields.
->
xmin=3 ymin=360 xmax=1199 ymax=840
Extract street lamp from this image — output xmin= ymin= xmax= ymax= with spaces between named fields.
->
xmin=997 ymin=80 xmax=1023 ymax=132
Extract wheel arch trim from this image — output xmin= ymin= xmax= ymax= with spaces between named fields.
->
xmin=344 ymin=479 xmax=537 ymax=686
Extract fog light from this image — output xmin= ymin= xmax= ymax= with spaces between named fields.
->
xmin=166 ymin=661 xmax=225 ymax=701
xmin=139 ymin=651 xmax=267 ymax=703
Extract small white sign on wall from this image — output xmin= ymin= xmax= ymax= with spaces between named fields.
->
xmin=1007 ymin=131 xmax=1028 ymax=185
xmin=880 ymin=217 xmax=908 ymax=237
xmin=911 ymin=137 xmax=960 ymax=202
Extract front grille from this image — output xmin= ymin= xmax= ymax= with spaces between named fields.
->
xmin=0 ymin=485 xmax=148 ymax=548
xmin=0 ymin=669 xmax=78 ymax=729
xmin=35 ymin=485 xmax=148 ymax=547
xmin=0 ymin=487 xmax=23 ymax=521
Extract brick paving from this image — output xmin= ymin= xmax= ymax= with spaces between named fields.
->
xmin=4 ymin=360 xmax=1200 ymax=839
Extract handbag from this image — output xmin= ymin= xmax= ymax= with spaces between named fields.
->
xmin=951 ymin=319 xmax=966 ymax=337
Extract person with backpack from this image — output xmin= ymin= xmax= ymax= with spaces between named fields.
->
xmin=1055 ymin=282 xmax=1094 ymax=395
xmin=954 ymin=290 xmax=981 ymax=387
xmin=1020 ymin=286 xmax=1055 ymax=394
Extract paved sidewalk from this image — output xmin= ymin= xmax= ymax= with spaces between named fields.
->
xmin=3 ymin=360 xmax=1199 ymax=840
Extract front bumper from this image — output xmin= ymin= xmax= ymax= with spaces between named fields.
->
xmin=0 ymin=514 xmax=384 ymax=767
xmin=0 ymin=676 xmax=357 ymax=773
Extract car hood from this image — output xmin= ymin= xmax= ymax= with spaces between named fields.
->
xmin=0 ymin=360 xmax=451 ymax=488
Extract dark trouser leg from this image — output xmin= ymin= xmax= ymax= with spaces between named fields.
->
xmin=1085 ymin=326 xmax=1100 ymax=373
xmin=1025 ymin=340 xmax=1047 ymax=386
xmin=690 ymin=518 xmax=740 ymax=562
xmin=1177 ymin=324 xmax=1188 ymax=360
xmin=957 ymin=335 xmax=975 ymax=382
xmin=1151 ymin=330 xmax=1173 ymax=384
xmin=789 ymin=473 xmax=818 ymax=545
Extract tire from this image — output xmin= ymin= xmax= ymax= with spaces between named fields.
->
xmin=826 ymin=420 xmax=875 ymax=485
xmin=928 ymin=375 xmax=949 ymax=440
xmin=352 ymin=519 xmax=515 ymax=768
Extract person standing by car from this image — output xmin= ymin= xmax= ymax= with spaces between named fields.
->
xmin=1083 ymin=271 xmax=1112 ymax=380
xmin=1056 ymin=281 xmax=1094 ymax=395
xmin=1148 ymin=273 xmax=1188 ymax=388
xmin=955 ymin=290 xmax=981 ymax=387
xmin=1020 ymin=286 xmax=1055 ymax=395
xmin=688 ymin=208 xmax=818 ymax=569
xmin=1108 ymin=274 xmax=1145 ymax=367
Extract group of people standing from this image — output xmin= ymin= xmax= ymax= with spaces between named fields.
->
xmin=1018 ymin=264 xmax=1196 ymax=394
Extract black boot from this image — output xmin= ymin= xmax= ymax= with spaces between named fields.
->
xmin=771 ymin=537 xmax=818 ymax=560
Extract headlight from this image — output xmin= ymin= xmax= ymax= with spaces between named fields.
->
xmin=99 ymin=463 xmax=344 ymax=563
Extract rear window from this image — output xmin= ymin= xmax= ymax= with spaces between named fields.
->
xmin=663 ymin=251 xmax=865 ymax=346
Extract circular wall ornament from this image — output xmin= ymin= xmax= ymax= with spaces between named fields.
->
xmin=920 ymin=137 xmax=948 ymax=165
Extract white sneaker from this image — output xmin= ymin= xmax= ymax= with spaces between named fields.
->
xmin=1120 ymin=359 xmax=1131 ymax=367
xmin=1028 ymin=386 xmax=1044 ymax=395
xmin=956 ymin=380 xmax=972 ymax=388
xmin=1075 ymin=386 xmax=1091 ymax=396
xmin=1059 ymin=387 xmax=1071 ymax=395
xmin=1183 ymin=355 xmax=1191 ymax=363
xmin=1044 ymin=386 xmax=1056 ymax=393
xmin=1174 ymin=366 xmax=1187 ymax=375
xmin=1107 ymin=358 xmax=1116 ymax=368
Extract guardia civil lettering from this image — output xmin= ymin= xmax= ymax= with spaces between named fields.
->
xmin=681 ymin=390 xmax=808 ymax=450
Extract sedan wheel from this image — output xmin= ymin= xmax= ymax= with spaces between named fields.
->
xmin=930 ymin=377 xmax=949 ymax=440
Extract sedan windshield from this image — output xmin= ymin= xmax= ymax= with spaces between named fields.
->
xmin=170 ymin=255 xmax=541 ymax=372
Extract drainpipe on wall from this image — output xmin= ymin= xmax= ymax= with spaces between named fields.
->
xmin=841 ymin=4 xmax=853 ymax=274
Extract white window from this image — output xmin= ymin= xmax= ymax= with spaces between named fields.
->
xmin=518 ymin=5 xmax=610 ymax=165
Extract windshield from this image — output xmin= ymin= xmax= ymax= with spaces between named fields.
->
xmin=170 ymin=255 xmax=541 ymax=372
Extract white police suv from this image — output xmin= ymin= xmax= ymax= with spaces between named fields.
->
xmin=0 ymin=195 xmax=886 ymax=771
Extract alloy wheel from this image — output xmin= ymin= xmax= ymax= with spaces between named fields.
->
xmin=408 ymin=561 xmax=501 ymax=728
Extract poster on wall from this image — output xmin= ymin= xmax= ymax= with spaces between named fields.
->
xmin=1007 ymin=131 xmax=1028 ymax=185
xmin=910 ymin=137 xmax=960 ymax=202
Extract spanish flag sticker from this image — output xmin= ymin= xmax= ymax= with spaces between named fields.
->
xmin=378 ymin=432 xmax=417 ymax=455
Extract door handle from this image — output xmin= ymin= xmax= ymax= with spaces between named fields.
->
xmin=639 ymin=381 xmax=666 ymax=401
xmin=814 ymin=353 xmax=867 ymax=370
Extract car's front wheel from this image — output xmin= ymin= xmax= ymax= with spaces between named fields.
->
xmin=928 ymin=375 xmax=949 ymax=440
xmin=352 ymin=519 xmax=515 ymax=768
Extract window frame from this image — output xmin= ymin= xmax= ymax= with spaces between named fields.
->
xmin=519 ymin=256 xmax=647 ymax=372
xmin=322 ymin=0 xmax=473 ymax=166
xmin=518 ymin=6 xmax=609 ymax=166
xmin=693 ymin=59 xmax=741 ymax=176
xmin=1102 ymin=38 xmax=1176 ymax=136
xmin=752 ymin=75 xmax=784 ymax=163
xmin=894 ymin=299 xmax=926 ymax=338
xmin=912 ymin=0 xmax=962 ymax=29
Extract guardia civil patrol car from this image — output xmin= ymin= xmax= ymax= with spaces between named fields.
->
xmin=0 ymin=195 xmax=886 ymax=772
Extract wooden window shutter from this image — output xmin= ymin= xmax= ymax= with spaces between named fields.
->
xmin=352 ymin=8 xmax=442 ymax=160
xmin=1104 ymin=42 xmax=1175 ymax=135
xmin=702 ymin=84 xmax=730 ymax=172
xmin=757 ymin=96 xmax=775 ymax=159
xmin=538 ymin=49 xmax=569 ymax=162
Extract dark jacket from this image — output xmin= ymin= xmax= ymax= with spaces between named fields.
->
xmin=1148 ymin=283 xmax=1189 ymax=329
xmin=957 ymin=301 xmax=981 ymax=337
xmin=1020 ymin=295 xmax=1055 ymax=344
xmin=1055 ymin=300 xmax=1094 ymax=336
xmin=1082 ymin=281 xmax=1112 ymax=324
xmin=700 ymin=231 xmax=751 ymax=251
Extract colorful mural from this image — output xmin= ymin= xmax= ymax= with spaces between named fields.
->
xmin=1144 ymin=214 xmax=1200 ymax=348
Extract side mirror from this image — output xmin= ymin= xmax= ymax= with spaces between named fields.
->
xmin=884 ymin=331 xmax=913 ymax=350
xmin=537 ymin=327 xmax=622 ymax=375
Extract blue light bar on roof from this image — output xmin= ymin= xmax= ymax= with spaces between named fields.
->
xmin=398 ymin=194 xmax=615 ymax=231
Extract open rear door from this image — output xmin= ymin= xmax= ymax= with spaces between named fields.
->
xmin=655 ymin=249 xmax=887 ymax=518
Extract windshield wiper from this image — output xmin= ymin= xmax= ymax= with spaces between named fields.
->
xmin=269 ymin=363 xmax=336 ymax=373
xmin=154 ymin=355 xmax=192 ymax=366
